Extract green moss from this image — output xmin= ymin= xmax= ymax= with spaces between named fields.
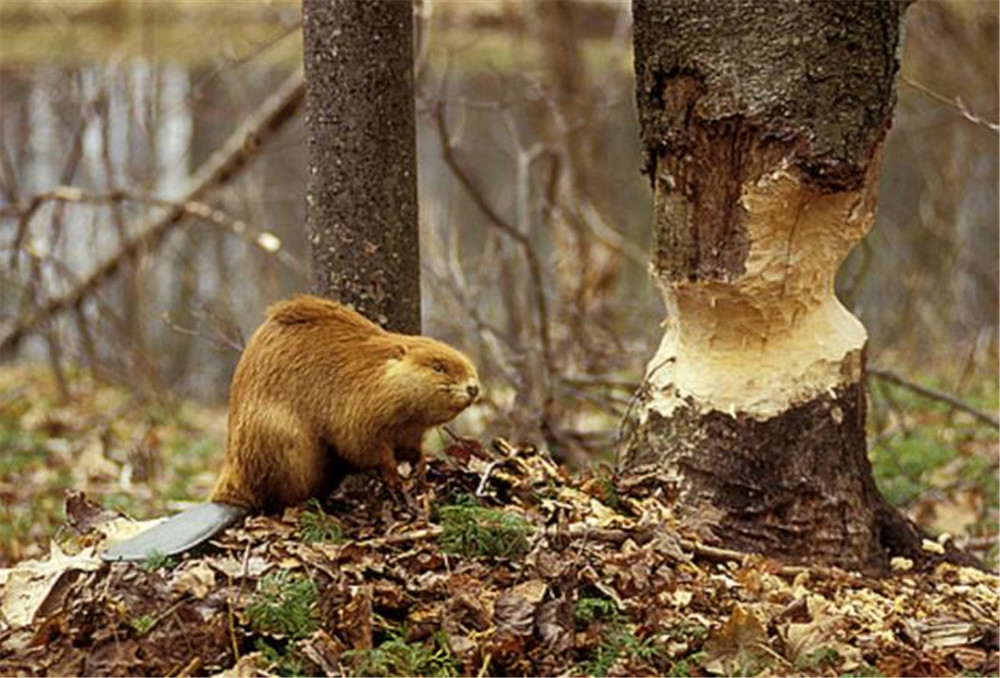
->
xmin=665 ymin=620 xmax=708 ymax=643
xmin=102 ymin=493 xmax=142 ymax=516
xmin=578 ymin=624 xmax=657 ymax=677
xmin=344 ymin=629 xmax=459 ymax=678
xmin=668 ymin=652 xmax=705 ymax=678
xmin=870 ymin=430 xmax=951 ymax=506
xmin=128 ymin=614 xmax=155 ymax=636
xmin=254 ymin=638 xmax=314 ymax=677
xmin=140 ymin=549 xmax=177 ymax=572
xmin=436 ymin=497 xmax=533 ymax=559
xmin=0 ymin=415 xmax=61 ymax=561
xmin=574 ymin=595 xmax=617 ymax=625
xmin=298 ymin=499 xmax=343 ymax=544
xmin=840 ymin=663 xmax=885 ymax=677
xmin=869 ymin=370 xmax=999 ymax=524
xmin=797 ymin=646 xmax=841 ymax=671
xmin=164 ymin=436 xmax=220 ymax=502
xmin=595 ymin=470 xmax=621 ymax=511
xmin=0 ymin=415 xmax=49 ymax=471
xmin=573 ymin=591 xmax=661 ymax=678
xmin=247 ymin=571 xmax=319 ymax=640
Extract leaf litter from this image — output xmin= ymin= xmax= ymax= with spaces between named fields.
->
xmin=0 ymin=436 xmax=997 ymax=677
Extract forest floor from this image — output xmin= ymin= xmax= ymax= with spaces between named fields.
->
xmin=0 ymin=364 xmax=998 ymax=677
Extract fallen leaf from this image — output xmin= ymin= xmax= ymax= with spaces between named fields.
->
xmin=702 ymin=604 xmax=770 ymax=675
xmin=495 ymin=589 xmax=536 ymax=636
xmin=171 ymin=562 xmax=216 ymax=599
xmin=64 ymin=491 xmax=117 ymax=535
xmin=0 ymin=542 xmax=102 ymax=627
xmin=780 ymin=595 xmax=860 ymax=670
xmin=300 ymin=629 xmax=345 ymax=677
xmin=211 ymin=652 xmax=265 ymax=677
xmin=535 ymin=598 xmax=572 ymax=652
xmin=511 ymin=579 xmax=547 ymax=604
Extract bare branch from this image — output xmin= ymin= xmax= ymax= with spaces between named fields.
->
xmin=1 ymin=69 xmax=305 ymax=355
xmin=901 ymin=76 xmax=1000 ymax=133
xmin=431 ymin=98 xmax=555 ymax=386
xmin=161 ymin=309 xmax=245 ymax=355
xmin=2 ymin=186 xmax=306 ymax=277
xmin=868 ymin=367 xmax=1000 ymax=429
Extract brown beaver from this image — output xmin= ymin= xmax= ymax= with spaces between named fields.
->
xmin=211 ymin=295 xmax=480 ymax=511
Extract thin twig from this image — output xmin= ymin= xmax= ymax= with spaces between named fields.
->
xmin=9 ymin=80 xmax=99 ymax=269
xmin=475 ymin=461 xmax=503 ymax=497
xmin=868 ymin=368 xmax=999 ymax=429
xmin=901 ymin=76 xmax=1000 ymax=133
xmin=160 ymin=310 xmax=245 ymax=355
xmin=553 ymin=523 xmax=819 ymax=576
xmin=357 ymin=526 xmax=442 ymax=548
xmin=187 ymin=22 xmax=301 ymax=108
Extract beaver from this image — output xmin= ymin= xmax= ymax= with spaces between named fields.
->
xmin=101 ymin=295 xmax=479 ymax=562
xmin=211 ymin=294 xmax=480 ymax=511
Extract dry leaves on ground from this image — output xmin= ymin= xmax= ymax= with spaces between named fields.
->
xmin=0 ymin=438 xmax=997 ymax=677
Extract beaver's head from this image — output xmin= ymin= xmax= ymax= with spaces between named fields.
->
xmin=385 ymin=337 xmax=480 ymax=425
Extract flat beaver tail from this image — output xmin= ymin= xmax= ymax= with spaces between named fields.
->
xmin=266 ymin=295 xmax=383 ymax=334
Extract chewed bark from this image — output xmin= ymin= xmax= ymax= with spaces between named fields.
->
xmin=620 ymin=0 xmax=972 ymax=572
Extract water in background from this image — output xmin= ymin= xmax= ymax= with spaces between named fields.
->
xmin=1 ymin=1 xmax=996 ymax=405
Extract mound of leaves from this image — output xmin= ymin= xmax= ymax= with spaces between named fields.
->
xmin=0 ymin=438 xmax=997 ymax=677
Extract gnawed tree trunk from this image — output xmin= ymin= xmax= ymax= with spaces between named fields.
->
xmin=620 ymin=0 xmax=916 ymax=571
xmin=302 ymin=0 xmax=420 ymax=333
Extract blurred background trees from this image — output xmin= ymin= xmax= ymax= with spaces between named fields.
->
xmin=1 ymin=1 xmax=996 ymax=563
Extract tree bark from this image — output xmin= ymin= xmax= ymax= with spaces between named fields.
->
xmin=621 ymin=0 xmax=914 ymax=571
xmin=302 ymin=0 xmax=421 ymax=334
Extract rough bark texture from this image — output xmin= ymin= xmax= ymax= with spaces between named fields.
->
xmin=626 ymin=382 xmax=885 ymax=567
xmin=302 ymin=0 xmax=420 ymax=334
xmin=622 ymin=0 xmax=922 ymax=572
xmin=633 ymin=0 xmax=904 ymax=281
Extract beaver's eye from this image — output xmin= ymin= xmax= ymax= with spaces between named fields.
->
xmin=431 ymin=361 xmax=447 ymax=374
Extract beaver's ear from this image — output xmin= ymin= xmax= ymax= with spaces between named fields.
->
xmin=389 ymin=344 xmax=408 ymax=360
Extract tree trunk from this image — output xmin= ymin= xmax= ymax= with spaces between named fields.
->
xmin=302 ymin=0 xmax=421 ymax=334
xmin=621 ymin=0 xmax=912 ymax=571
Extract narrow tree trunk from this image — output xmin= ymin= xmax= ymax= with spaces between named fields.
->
xmin=621 ymin=0 xmax=912 ymax=571
xmin=302 ymin=0 xmax=421 ymax=334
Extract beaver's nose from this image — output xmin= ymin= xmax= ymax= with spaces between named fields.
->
xmin=467 ymin=384 xmax=480 ymax=399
